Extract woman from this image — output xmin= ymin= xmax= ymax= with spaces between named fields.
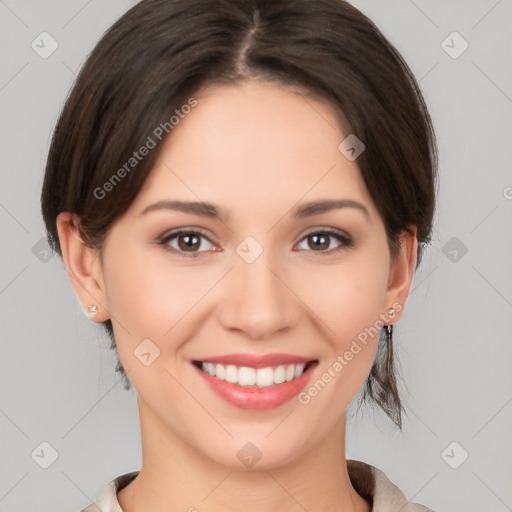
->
xmin=41 ymin=0 xmax=438 ymax=510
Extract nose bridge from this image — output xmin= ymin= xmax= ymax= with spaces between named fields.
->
xmin=218 ymin=236 xmax=298 ymax=339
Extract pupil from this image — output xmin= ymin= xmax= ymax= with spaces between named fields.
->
xmin=179 ymin=233 xmax=200 ymax=251
xmin=310 ymin=233 xmax=329 ymax=250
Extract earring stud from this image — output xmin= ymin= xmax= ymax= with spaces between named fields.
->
xmin=387 ymin=307 xmax=396 ymax=319
xmin=87 ymin=304 xmax=98 ymax=317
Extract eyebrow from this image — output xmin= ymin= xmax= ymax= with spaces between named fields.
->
xmin=140 ymin=198 xmax=370 ymax=222
xmin=293 ymin=199 xmax=370 ymax=221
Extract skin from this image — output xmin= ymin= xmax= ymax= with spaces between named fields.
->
xmin=57 ymin=80 xmax=417 ymax=512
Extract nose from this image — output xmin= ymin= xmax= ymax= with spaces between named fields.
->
xmin=217 ymin=249 xmax=300 ymax=341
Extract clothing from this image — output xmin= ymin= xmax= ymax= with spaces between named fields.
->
xmin=81 ymin=459 xmax=435 ymax=512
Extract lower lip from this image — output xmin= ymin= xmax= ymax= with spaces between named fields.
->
xmin=193 ymin=362 xmax=317 ymax=410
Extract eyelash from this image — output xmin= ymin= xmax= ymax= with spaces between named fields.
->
xmin=158 ymin=228 xmax=353 ymax=259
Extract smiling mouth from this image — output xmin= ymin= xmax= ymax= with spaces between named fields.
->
xmin=192 ymin=360 xmax=318 ymax=388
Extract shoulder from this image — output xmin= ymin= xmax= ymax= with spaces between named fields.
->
xmin=347 ymin=459 xmax=437 ymax=512
xmin=80 ymin=471 xmax=139 ymax=512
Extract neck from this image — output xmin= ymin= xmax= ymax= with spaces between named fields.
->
xmin=118 ymin=397 xmax=370 ymax=512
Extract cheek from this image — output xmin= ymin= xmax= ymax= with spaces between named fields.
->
xmin=101 ymin=243 xmax=219 ymax=368
xmin=300 ymin=249 xmax=390 ymax=347
xmin=102 ymin=250 xmax=171 ymax=337
xmin=293 ymin=252 xmax=389 ymax=419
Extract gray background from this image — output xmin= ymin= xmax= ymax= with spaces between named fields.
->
xmin=1 ymin=0 xmax=511 ymax=511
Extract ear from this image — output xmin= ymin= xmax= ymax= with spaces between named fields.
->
xmin=383 ymin=226 xmax=418 ymax=323
xmin=56 ymin=212 xmax=110 ymax=322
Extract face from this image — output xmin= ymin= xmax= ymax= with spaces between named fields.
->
xmin=60 ymin=80 xmax=415 ymax=469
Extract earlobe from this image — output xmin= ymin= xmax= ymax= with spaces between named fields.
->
xmin=56 ymin=212 xmax=109 ymax=322
xmin=384 ymin=227 xmax=418 ymax=323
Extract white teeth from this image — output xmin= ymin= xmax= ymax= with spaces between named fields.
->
xmin=285 ymin=364 xmax=295 ymax=382
xmin=256 ymin=367 xmax=274 ymax=387
xmin=215 ymin=364 xmax=225 ymax=380
xmin=238 ymin=367 xmax=256 ymax=386
xmin=200 ymin=361 xmax=310 ymax=387
xmin=274 ymin=365 xmax=285 ymax=384
xmin=225 ymin=365 xmax=238 ymax=383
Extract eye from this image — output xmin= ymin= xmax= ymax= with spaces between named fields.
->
xmin=159 ymin=229 xmax=217 ymax=258
xmin=158 ymin=228 xmax=353 ymax=258
xmin=295 ymin=229 xmax=353 ymax=254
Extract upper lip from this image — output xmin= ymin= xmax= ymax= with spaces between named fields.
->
xmin=193 ymin=353 xmax=318 ymax=369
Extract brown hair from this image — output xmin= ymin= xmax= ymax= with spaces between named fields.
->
xmin=41 ymin=0 xmax=437 ymax=429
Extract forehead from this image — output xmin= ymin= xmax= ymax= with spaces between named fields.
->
xmin=129 ymin=81 xmax=375 ymax=219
